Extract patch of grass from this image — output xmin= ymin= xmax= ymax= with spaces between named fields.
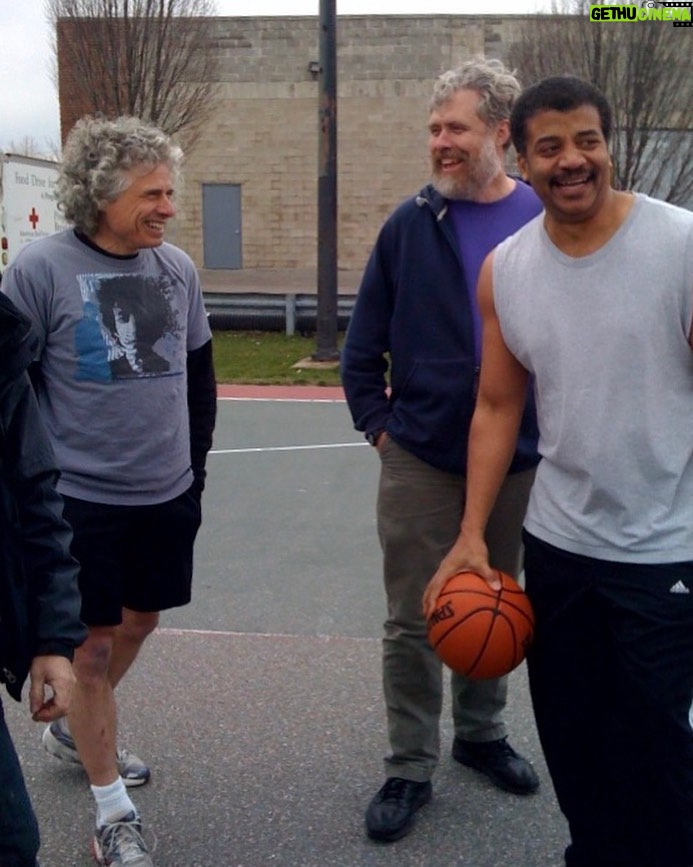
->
xmin=212 ymin=330 xmax=343 ymax=386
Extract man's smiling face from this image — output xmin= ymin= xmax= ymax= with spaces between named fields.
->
xmin=517 ymin=104 xmax=612 ymax=225
xmin=92 ymin=163 xmax=176 ymax=255
xmin=428 ymin=88 xmax=507 ymax=203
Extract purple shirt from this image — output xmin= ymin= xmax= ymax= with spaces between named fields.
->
xmin=449 ymin=181 xmax=542 ymax=365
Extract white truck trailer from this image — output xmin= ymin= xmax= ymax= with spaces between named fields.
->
xmin=0 ymin=153 xmax=66 ymax=279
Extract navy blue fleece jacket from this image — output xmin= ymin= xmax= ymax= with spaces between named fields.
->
xmin=341 ymin=183 xmax=540 ymax=476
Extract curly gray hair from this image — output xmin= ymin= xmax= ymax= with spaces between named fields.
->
xmin=430 ymin=57 xmax=522 ymax=127
xmin=57 ymin=116 xmax=183 ymax=236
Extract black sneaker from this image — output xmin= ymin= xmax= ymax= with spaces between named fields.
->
xmin=452 ymin=736 xmax=539 ymax=795
xmin=365 ymin=777 xmax=432 ymax=842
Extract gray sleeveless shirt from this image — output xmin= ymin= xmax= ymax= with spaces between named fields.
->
xmin=493 ymin=194 xmax=693 ymax=563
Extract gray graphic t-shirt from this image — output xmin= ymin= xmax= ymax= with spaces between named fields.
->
xmin=3 ymin=229 xmax=212 ymax=505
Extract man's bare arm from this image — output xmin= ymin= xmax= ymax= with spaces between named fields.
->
xmin=423 ymin=253 xmax=529 ymax=615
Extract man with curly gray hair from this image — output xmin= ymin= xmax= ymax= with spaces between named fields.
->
xmin=2 ymin=115 xmax=217 ymax=867
xmin=341 ymin=56 xmax=542 ymax=843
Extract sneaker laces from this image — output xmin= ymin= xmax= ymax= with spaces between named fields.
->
xmin=99 ymin=817 xmax=157 ymax=864
xmin=487 ymin=737 xmax=518 ymax=759
xmin=116 ymin=747 xmax=139 ymax=764
xmin=379 ymin=777 xmax=413 ymax=802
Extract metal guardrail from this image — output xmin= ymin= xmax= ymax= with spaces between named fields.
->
xmin=204 ymin=291 xmax=356 ymax=335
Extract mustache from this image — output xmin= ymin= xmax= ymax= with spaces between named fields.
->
xmin=551 ymin=169 xmax=595 ymax=185
xmin=432 ymin=148 xmax=469 ymax=163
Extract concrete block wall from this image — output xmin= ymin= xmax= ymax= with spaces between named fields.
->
xmin=56 ymin=14 xmax=532 ymax=272
xmin=178 ymin=14 xmax=532 ymax=274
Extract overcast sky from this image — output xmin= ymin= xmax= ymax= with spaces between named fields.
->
xmin=0 ymin=0 xmax=548 ymax=153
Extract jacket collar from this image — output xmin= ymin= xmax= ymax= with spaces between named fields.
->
xmin=415 ymin=175 xmax=526 ymax=220
xmin=415 ymin=183 xmax=449 ymax=222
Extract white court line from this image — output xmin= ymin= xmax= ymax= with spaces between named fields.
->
xmin=210 ymin=441 xmax=367 ymax=455
xmin=157 ymin=626 xmax=377 ymax=642
xmin=218 ymin=396 xmax=345 ymax=404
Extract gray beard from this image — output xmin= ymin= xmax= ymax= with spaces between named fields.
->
xmin=430 ymin=140 xmax=504 ymax=202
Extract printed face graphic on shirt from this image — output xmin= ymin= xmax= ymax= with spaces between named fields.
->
xmin=75 ymin=272 xmax=183 ymax=382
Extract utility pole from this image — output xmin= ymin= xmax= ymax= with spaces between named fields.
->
xmin=312 ymin=0 xmax=339 ymax=361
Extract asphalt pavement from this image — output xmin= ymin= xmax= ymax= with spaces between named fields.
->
xmin=4 ymin=389 xmax=569 ymax=866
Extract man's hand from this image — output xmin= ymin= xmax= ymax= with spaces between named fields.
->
xmin=28 ymin=655 xmax=76 ymax=723
xmin=422 ymin=531 xmax=498 ymax=619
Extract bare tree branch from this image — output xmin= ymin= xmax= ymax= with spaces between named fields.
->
xmin=507 ymin=3 xmax=693 ymax=206
xmin=47 ymin=0 xmax=221 ymax=150
xmin=4 ymin=137 xmax=61 ymax=161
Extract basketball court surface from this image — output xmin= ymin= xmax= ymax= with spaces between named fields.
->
xmin=5 ymin=385 xmax=569 ymax=866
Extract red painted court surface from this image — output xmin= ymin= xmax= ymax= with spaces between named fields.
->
xmin=217 ymin=383 xmax=345 ymax=401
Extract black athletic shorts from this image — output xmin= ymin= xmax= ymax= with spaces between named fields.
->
xmin=62 ymin=485 xmax=202 ymax=626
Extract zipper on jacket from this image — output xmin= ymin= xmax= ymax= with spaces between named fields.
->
xmin=420 ymin=186 xmax=481 ymax=374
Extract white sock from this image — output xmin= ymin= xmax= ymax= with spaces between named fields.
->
xmin=91 ymin=778 xmax=135 ymax=827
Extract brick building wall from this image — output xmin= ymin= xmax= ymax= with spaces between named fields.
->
xmin=58 ymin=14 xmax=532 ymax=273
xmin=57 ymin=21 xmax=95 ymax=141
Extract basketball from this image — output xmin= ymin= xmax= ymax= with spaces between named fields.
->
xmin=427 ymin=571 xmax=535 ymax=679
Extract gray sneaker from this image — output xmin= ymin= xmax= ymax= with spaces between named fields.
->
xmin=92 ymin=812 xmax=154 ymax=866
xmin=42 ymin=718 xmax=151 ymax=787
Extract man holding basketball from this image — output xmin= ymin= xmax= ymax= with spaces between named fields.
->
xmin=341 ymin=57 xmax=542 ymax=843
xmin=425 ymin=76 xmax=693 ymax=867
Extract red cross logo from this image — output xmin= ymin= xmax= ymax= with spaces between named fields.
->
xmin=29 ymin=208 xmax=39 ymax=229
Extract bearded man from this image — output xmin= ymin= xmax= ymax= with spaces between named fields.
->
xmin=341 ymin=57 xmax=542 ymax=843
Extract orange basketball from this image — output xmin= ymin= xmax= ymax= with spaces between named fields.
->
xmin=427 ymin=570 xmax=535 ymax=679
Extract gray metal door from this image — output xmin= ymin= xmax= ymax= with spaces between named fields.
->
xmin=202 ymin=183 xmax=242 ymax=269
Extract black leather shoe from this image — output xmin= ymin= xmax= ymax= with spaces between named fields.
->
xmin=365 ymin=777 xmax=432 ymax=842
xmin=452 ymin=736 xmax=539 ymax=795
